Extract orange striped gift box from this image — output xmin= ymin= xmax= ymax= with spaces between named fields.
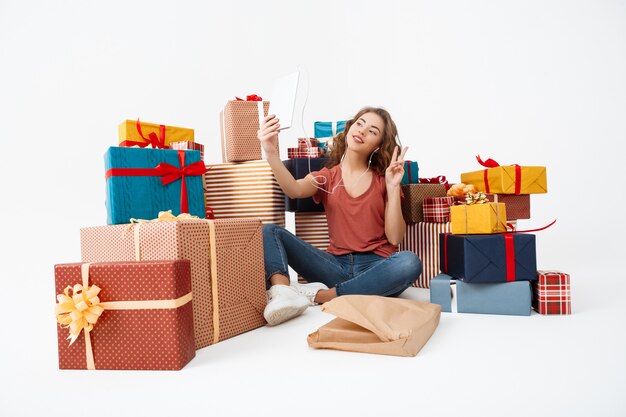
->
xmin=399 ymin=222 xmax=451 ymax=288
xmin=204 ymin=161 xmax=285 ymax=227
xmin=294 ymin=212 xmax=330 ymax=283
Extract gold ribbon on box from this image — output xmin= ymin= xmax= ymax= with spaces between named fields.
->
xmin=456 ymin=192 xmax=507 ymax=234
xmin=129 ymin=211 xmax=223 ymax=344
xmin=55 ymin=263 xmax=193 ymax=370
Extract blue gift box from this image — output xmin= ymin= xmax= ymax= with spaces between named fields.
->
xmin=105 ymin=147 xmax=206 ymax=225
xmin=430 ymin=274 xmax=531 ymax=316
xmin=438 ymin=233 xmax=537 ymax=283
xmin=314 ymin=120 xmax=346 ymax=138
xmin=283 ymin=158 xmax=328 ymax=212
xmin=401 ymin=161 xmax=419 ymax=185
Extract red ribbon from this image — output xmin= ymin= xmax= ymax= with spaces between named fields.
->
xmin=476 ymin=155 xmax=521 ymax=195
xmin=105 ymin=150 xmax=208 ymax=214
xmin=119 ymin=119 xmax=170 ymax=149
xmin=504 ymin=234 xmax=516 ymax=282
xmin=235 ymin=94 xmax=263 ymax=101
xmin=419 ymin=176 xmax=451 ymax=190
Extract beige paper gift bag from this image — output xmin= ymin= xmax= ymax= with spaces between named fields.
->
xmin=307 ymin=295 xmax=441 ymax=357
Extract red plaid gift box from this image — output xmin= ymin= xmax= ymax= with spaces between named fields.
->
xmin=170 ymin=141 xmax=204 ymax=161
xmin=532 ymin=270 xmax=571 ymax=315
xmin=423 ymin=197 xmax=456 ymax=223
xmin=288 ymin=147 xmax=322 ymax=158
xmin=298 ymin=138 xmax=319 ymax=149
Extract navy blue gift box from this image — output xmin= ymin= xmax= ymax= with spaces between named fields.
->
xmin=283 ymin=158 xmax=328 ymax=212
xmin=439 ymin=233 xmax=537 ymax=283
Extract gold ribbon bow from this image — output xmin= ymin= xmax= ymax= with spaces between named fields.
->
xmin=464 ymin=192 xmax=489 ymax=205
xmin=55 ymin=263 xmax=193 ymax=370
xmin=130 ymin=209 xmax=199 ymax=224
xmin=55 ymin=265 xmax=104 ymax=345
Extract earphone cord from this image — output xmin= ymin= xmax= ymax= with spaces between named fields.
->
xmin=297 ymin=64 xmax=377 ymax=195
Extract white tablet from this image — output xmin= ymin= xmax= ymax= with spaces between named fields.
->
xmin=268 ymin=71 xmax=299 ymax=130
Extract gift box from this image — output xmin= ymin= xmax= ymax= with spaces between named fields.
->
xmin=284 ymin=158 xmax=329 ymax=212
xmin=80 ymin=218 xmax=267 ymax=350
xmin=400 ymin=184 xmax=448 ymax=223
xmin=422 ymin=196 xmax=456 ymax=223
xmin=295 ymin=212 xmax=330 ymax=283
xmin=460 ymin=156 xmax=547 ymax=195
xmin=288 ymin=147 xmax=323 ymax=158
xmin=532 ymin=270 xmax=571 ymax=315
xmin=204 ymin=160 xmax=286 ymax=227
xmin=485 ymin=194 xmax=531 ymax=220
xmin=439 ymin=232 xmax=537 ymax=283
xmin=450 ymin=202 xmax=507 ymax=234
xmin=170 ymin=140 xmax=204 ymax=161
xmin=105 ymin=147 xmax=206 ymax=225
xmin=314 ymin=120 xmax=346 ymax=139
xmin=55 ymin=260 xmax=195 ymax=370
xmin=220 ymin=99 xmax=270 ymax=162
xmin=430 ymin=274 xmax=532 ymax=316
xmin=295 ymin=212 xmax=330 ymax=251
xmin=118 ymin=119 xmax=194 ymax=148
xmin=399 ymin=222 xmax=451 ymax=288
xmin=298 ymin=138 xmax=319 ymax=148
xmin=401 ymin=161 xmax=419 ymax=185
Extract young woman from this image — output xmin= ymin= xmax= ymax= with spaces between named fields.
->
xmin=258 ymin=107 xmax=422 ymax=325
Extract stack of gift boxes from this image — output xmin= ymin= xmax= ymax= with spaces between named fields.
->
xmin=54 ymin=94 xmax=291 ymax=370
xmin=416 ymin=158 xmax=570 ymax=316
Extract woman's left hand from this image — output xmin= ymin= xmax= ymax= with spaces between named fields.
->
xmin=385 ymin=145 xmax=409 ymax=189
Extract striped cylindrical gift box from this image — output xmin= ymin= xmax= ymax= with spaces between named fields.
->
xmin=294 ymin=212 xmax=329 ymax=283
xmin=204 ymin=161 xmax=285 ymax=227
xmin=399 ymin=222 xmax=451 ymax=288
xmin=170 ymin=141 xmax=205 ymax=161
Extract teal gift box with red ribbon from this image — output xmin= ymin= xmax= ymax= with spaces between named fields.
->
xmin=104 ymin=147 xmax=207 ymax=224
xmin=439 ymin=232 xmax=537 ymax=283
xmin=401 ymin=161 xmax=419 ymax=185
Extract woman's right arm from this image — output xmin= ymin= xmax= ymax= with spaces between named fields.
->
xmin=258 ymin=114 xmax=319 ymax=199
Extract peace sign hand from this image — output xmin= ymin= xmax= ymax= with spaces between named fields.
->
xmin=385 ymin=145 xmax=409 ymax=189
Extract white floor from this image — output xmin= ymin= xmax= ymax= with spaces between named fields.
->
xmin=3 ymin=265 xmax=623 ymax=417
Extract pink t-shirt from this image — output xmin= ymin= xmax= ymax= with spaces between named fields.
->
xmin=311 ymin=165 xmax=402 ymax=258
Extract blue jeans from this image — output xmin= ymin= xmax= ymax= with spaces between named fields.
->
xmin=262 ymin=223 xmax=421 ymax=297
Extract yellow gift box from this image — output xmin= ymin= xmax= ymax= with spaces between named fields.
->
xmin=450 ymin=202 xmax=507 ymax=234
xmin=460 ymin=158 xmax=547 ymax=194
xmin=118 ymin=119 xmax=194 ymax=148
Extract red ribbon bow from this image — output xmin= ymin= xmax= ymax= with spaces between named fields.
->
xmin=419 ymin=176 xmax=450 ymax=190
xmin=105 ymin=150 xmax=208 ymax=214
xmin=476 ymin=154 xmax=521 ymax=194
xmin=235 ymin=94 xmax=263 ymax=101
xmin=120 ymin=119 xmax=170 ymax=149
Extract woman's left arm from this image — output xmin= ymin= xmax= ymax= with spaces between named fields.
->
xmin=385 ymin=146 xmax=408 ymax=245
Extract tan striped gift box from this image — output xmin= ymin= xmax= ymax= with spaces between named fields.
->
xmin=204 ymin=161 xmax=285 ymax=227
xmin=294 ymin=212 xmax=330 ymax=283
xmin=400 ymin=222 xmax=451 ymax=288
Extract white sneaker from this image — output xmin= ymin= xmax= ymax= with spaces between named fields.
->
xmin=264 ymin=284 xmax=310 ymax=326
xmin=292 ymin=281 xmax=329 ymax=306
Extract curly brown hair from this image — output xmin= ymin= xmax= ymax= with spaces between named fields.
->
xmin=325 ymin=107 xmax=400 ymax=176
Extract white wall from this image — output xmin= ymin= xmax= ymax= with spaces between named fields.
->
xmin=1 ymin=0 xmax=624 ymax=284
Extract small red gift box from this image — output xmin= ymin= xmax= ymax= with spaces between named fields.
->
xmin=170 ymin=140 xmax=204 ymax=161
xmin=298 ymin=138 xmax=319 ymax=149
xmin=532 ymin=270 xmax=571 ymax=315
xmin=423 ymin=196 xmax=456 ymax=223
xmin=288 ymin=147 xmax=322 ymax=158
